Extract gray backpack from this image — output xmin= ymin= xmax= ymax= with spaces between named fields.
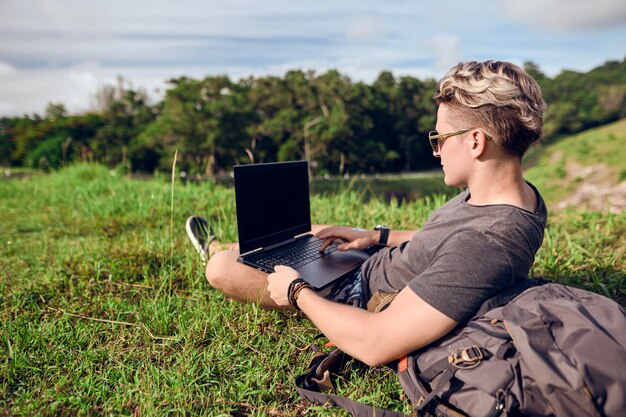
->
xmin=296 ymin=280 xmax=626 ymax=416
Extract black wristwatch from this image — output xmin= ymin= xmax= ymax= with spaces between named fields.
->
xmin=374 ymin=225 xmax=390 ymax=246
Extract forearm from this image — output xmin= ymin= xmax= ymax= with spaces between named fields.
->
xmin=268 ymin=268 xmax=458 ymax=366
xmin=294 ymin=285 xmax=457 ymax=367
xmin=387 ymin=229 xmax=416 ymax=247
xmin=315 ymin=225 xmax=417 ymax=251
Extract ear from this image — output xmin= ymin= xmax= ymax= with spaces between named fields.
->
xmin=469 ymin=129 xmax=488 ymax=159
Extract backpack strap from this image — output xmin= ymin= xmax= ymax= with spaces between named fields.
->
xmin=296 ymin=382 xmax=408 ymax=417
xmin=418 ymin=346 xmax=491 ymax=381
xmin=398 ymin=346 xmax=493 ymax=414
xmin=295 ymin=348 xmax=408 ymax=417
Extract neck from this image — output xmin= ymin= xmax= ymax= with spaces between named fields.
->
xmin=466 ymin=158 xmax=536 ymax=210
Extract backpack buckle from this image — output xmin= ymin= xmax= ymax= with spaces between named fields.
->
xmin=449 ymin=346 xmax=483 ymax=369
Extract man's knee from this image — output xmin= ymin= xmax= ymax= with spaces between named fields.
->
xmin=205 ymin=250 xmax=237 ymax=290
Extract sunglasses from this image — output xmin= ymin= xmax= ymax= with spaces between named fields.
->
xmin=427 ymin=129 xmax=474 ymax=153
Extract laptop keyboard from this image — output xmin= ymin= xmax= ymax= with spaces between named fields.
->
xmin=255 ymin=238 xmax=337 ymax=270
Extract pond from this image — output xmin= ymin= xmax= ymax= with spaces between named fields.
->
xmin=207 ymin=171 xmax=457 ymax=203
xmin=309 ymin=172 xmax=458 ymax=203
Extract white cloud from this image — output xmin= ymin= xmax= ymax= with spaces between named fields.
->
xmin=427 ymin=35 xmax=460 ymax=71
xmin=0 ymin=0 xmax=356 ymax=37
xmin=0 ymin=1 xmax=625 ymax=116
xmin=346 ymin=16 xmax=382 ymax=41
xmin=502 ymin=0 xmax=626 ymax=31
xmin=0 ymin=61 xmax=173 ymax=116
xmin=0 ymin=61 xmax=17 ymax=77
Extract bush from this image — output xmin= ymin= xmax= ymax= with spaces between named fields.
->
xmin=25 ymin=135 xmax=73 ymax=170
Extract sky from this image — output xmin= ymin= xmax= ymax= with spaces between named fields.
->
xmin=1 ymin=0 xmax=625 ymax=117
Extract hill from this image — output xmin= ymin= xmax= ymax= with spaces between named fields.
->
xmin=525 ymin=119 xmax=626 ymax=213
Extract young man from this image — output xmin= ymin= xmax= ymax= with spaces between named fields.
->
xmin=187 ymin=60 xmax=548 ymax=367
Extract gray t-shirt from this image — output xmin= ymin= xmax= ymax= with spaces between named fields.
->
xmin=361 ymin=182 xmax=547 ymax=323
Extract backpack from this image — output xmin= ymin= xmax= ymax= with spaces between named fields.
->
xmin=295 ymin=279 xmax=626 ymax=416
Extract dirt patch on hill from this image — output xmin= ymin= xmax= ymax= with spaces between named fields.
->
xmin=557 ymin=163 xmax=626 ymax=213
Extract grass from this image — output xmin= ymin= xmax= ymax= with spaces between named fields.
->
xmin=1 ymin=163 xmax=625 ymax=415
xmin=524 ymin=119 xmax=626 ymax=206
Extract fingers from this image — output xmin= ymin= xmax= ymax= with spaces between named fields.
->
xmin=268 ymin=265 xmax=286 ymax=281
xmin=337 ymin=243 xmax=350 ymax=250
xmin=319 ymin=239 xmax=332 ymax=252
xmin=272 ymin=264 xmax=299 ymax=276
xmin=337 ymin=242 xmax=356 ymax=251
xmin=338 ymin=238 xmax=369 ymax=251
xmin=320 ymin=237 xmax=351 ymax=252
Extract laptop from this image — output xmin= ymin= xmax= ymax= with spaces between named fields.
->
xmin=234 ymin=160 xmax=371 ymax=289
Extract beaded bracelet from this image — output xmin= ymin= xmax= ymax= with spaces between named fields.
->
xmin=288 ymin=278 xmax=313 ymax=311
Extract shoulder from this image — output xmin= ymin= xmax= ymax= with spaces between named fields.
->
xmin=424 ymin=190 xmax=470 ymax=223
xmin=437 ymin=228 xmax=512 ymax=263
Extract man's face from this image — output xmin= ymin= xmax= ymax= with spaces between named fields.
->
xmin=434 ymin=104 xmax=473 ymax=188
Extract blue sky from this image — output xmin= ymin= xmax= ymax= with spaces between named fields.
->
xmin=1 ymin=0 xmax=625 ymax=116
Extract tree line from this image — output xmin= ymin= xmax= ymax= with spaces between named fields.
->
xmin=1 ymin=57 xmax=625 ymax=176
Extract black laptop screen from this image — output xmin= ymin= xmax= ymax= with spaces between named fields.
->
xmin=234 ymin=161 xmax=311 ymax=255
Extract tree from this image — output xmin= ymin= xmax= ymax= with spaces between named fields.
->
xmin=0 ymin=117 xmax=17 ymax=166
xmin=138 ymin=75 xmax=255 ymax=175
xmin=91 ymin=77 xmax=156 ymax=168
xmin=45 ymin=103 xmax=68 ymax=120
xmin=5 ymin=57 xmax=626 ymax=173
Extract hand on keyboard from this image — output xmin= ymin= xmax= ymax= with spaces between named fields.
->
xmin=316 ymin=226 xmax=378 ymax=252
xmin=257 ymin=239 xmax=337 ymax=270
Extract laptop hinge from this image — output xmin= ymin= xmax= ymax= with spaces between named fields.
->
xmin=263 ymin=237 xmax=297 ymax=252
xmin=239 ymin=239 xmax=295 ymax=258
xmin=240 ymin=234 xmax=313 ymax=258
xmin=239 ymin=247 xmax=263 ymax=257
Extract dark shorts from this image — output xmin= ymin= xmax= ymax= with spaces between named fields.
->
xmin=316 ymin=269 xmax=369 ymax=309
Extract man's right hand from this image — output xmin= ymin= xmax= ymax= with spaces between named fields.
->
xmin=316 ymin=226 xmax=378 ymax=252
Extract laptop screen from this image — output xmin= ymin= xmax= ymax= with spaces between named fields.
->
xmin=234 ymin=161 xmax=311 ymax=255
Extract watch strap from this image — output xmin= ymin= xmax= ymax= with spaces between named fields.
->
xmin=374 ymin=225 xmax=390 ymax=246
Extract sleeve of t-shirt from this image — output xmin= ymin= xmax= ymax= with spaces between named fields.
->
xmin=408 ymin=230 xmax=513 ymax=323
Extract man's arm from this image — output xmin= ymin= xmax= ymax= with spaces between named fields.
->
xmin=267 ymin=266 xmax=457 ymax=366
xmin=316 ymin=226 xmax=418 ymax=251
xmin=387 ymin=230 xmax=417 ymax=247
xmin=297 ymin=287 xmax=457 ymax=366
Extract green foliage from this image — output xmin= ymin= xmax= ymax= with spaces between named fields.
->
xmin=525 ymin=119 xmax=626 ymax=206
xmin=1 ymin=164 xmax=624 ymax=414
xmin=25 ymin=134 xmax=67 ymax=170
xmin=91 ymin=79 xmax=157 ymax=168
xmin=0 ymin=117 xmax=14 ymax=166
xmin=5 ymin=113 xmax=104 ymax=168
xmin=531 ymin=57 xmax=626 ymax=138
xmin=144 ymin=75 xmax=255 ymax=175
xmin=3 ymin=57 xmax=626 ymax=177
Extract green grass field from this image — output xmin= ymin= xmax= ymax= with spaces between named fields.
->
xmin=525 ymin=119 xmax=626 ymax=206
xmin=1 ymin=156 xmax=625 ymax=415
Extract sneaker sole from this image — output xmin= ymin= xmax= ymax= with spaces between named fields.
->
xmin=185 ymin=217 xmax=209 ymax=261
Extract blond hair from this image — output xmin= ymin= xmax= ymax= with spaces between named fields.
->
xmin=434 ymin=61 xmax=546 ymax=157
